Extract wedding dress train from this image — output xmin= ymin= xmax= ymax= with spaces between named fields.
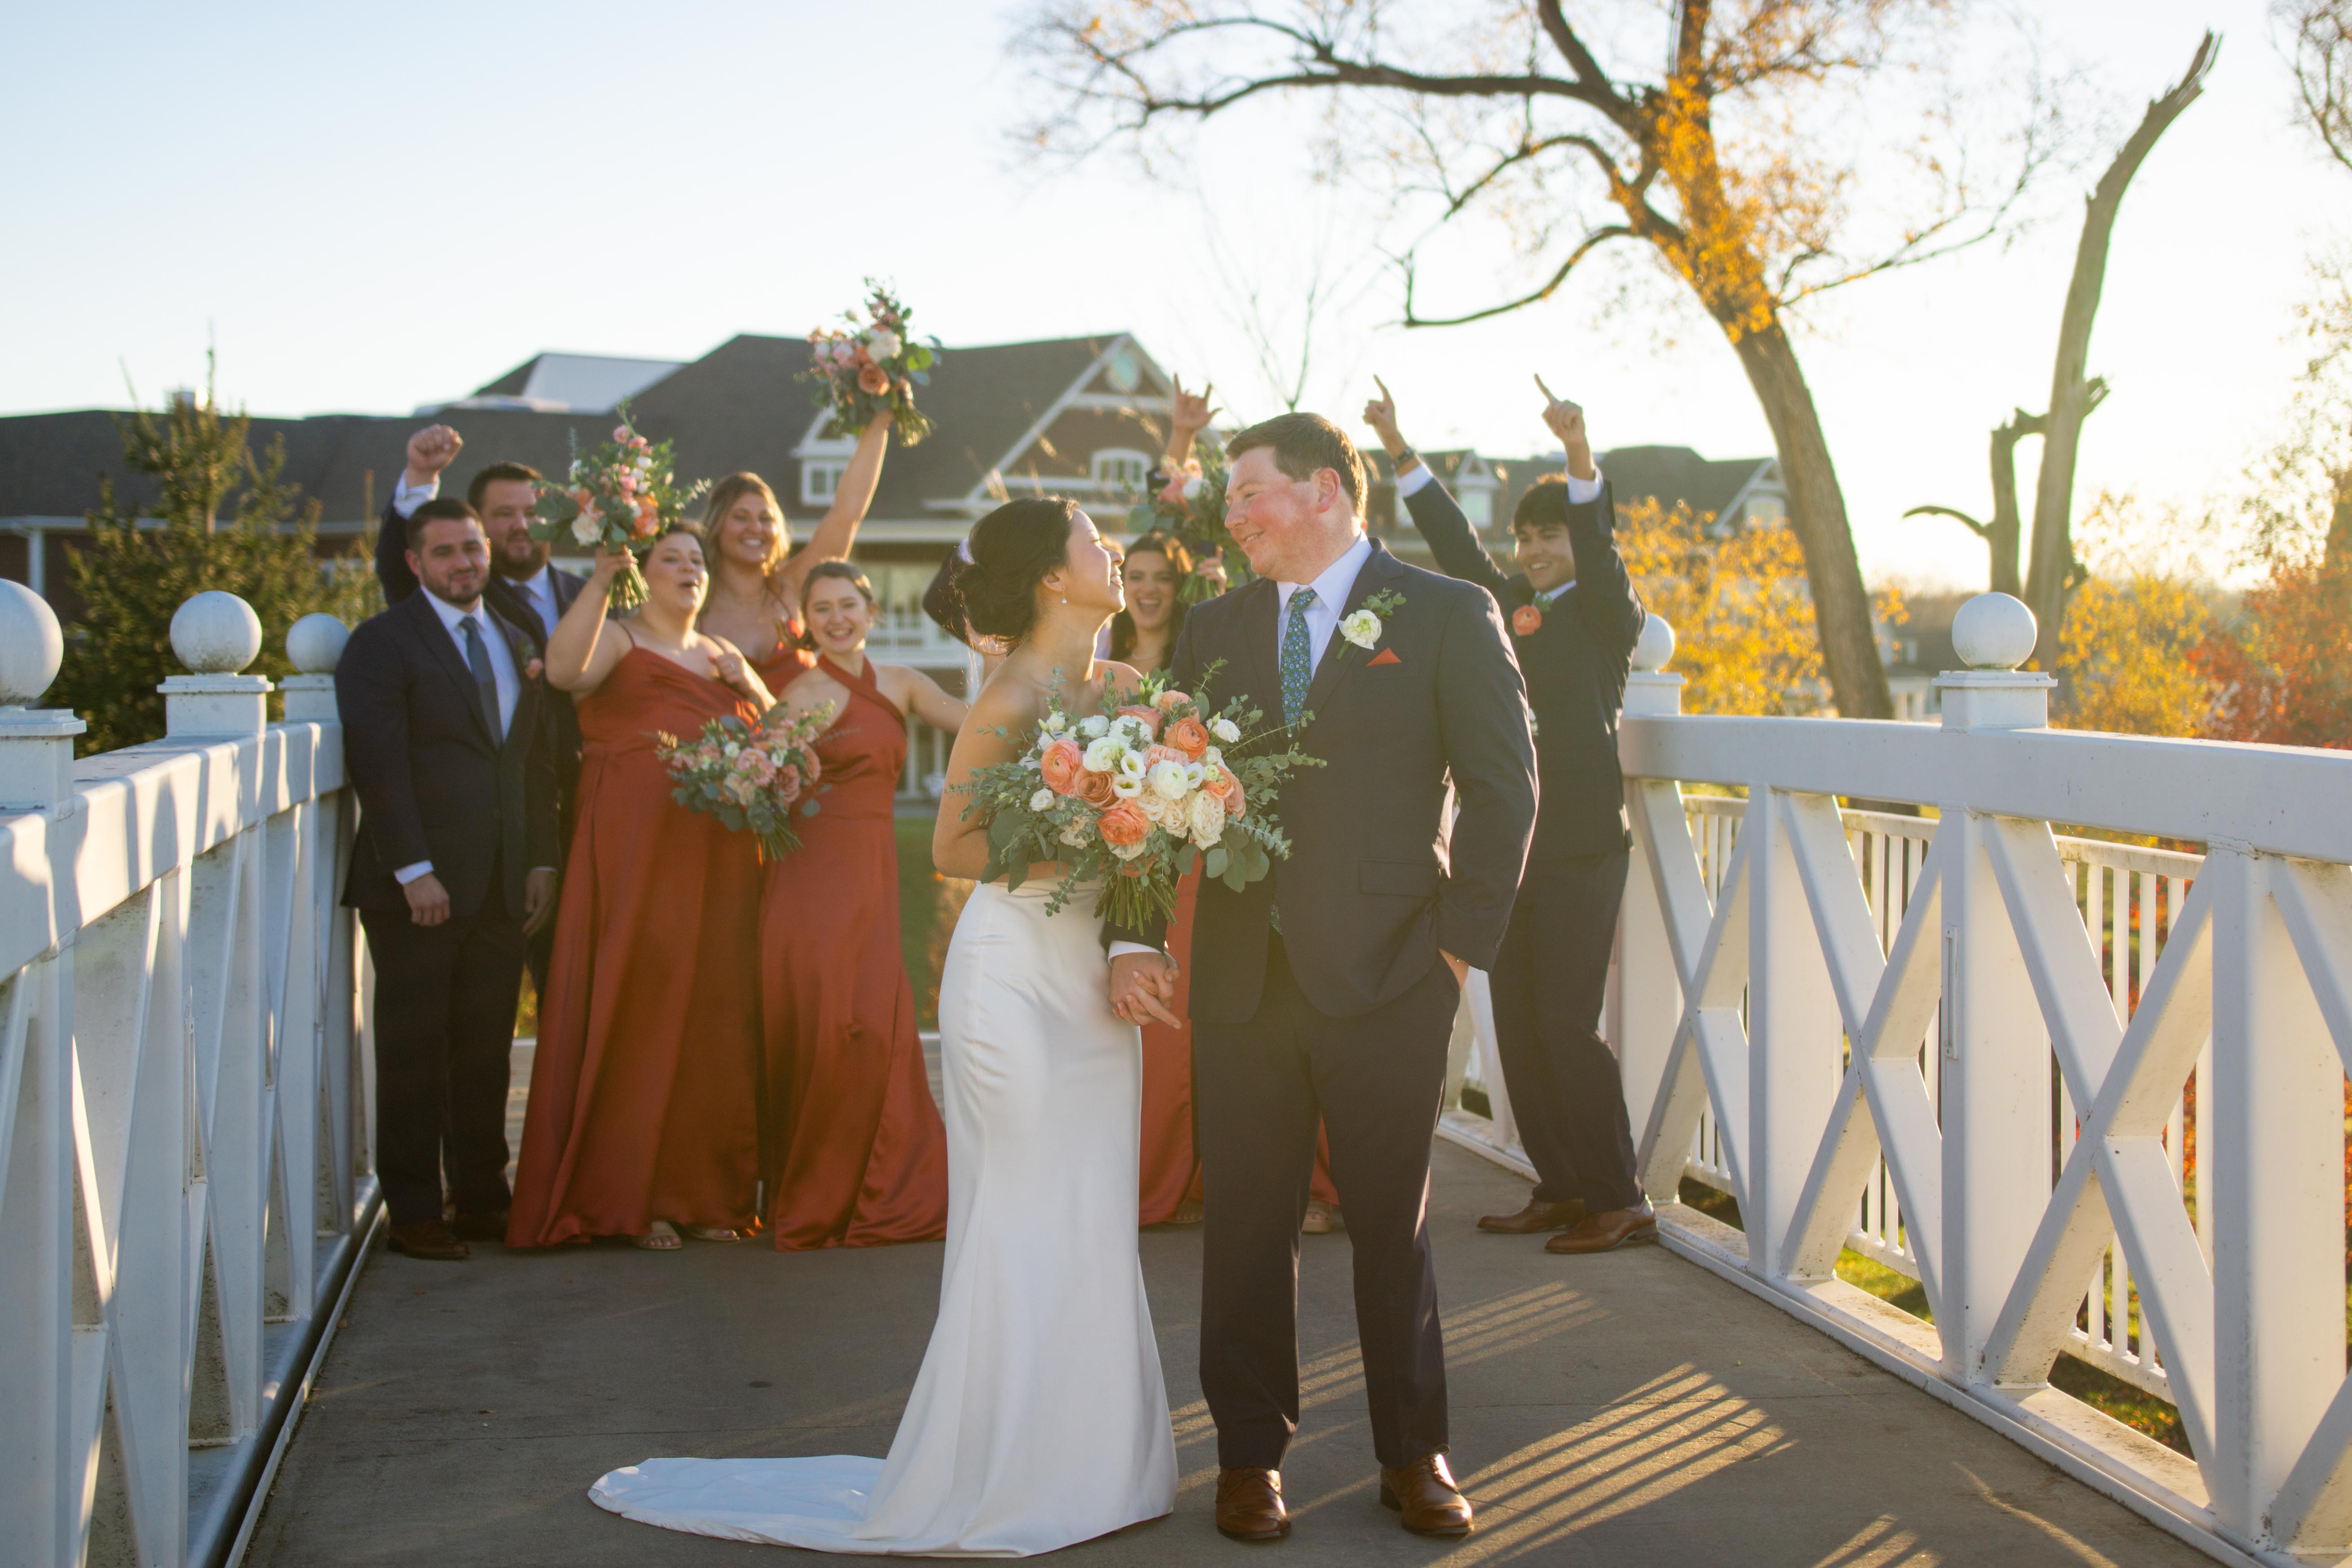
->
xmin=590 ymin=879 xmax=1177 ymax=1556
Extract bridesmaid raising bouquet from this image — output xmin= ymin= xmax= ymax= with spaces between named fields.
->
xmin=508 ymin=528 xmax=774 ymax=1251
xmin=758 ymin=562 xmax=968 ymax=1249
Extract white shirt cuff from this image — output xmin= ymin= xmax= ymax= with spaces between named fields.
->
xmin=1395 ymin=461 xmax=1436 ymax=498
xmin=393 ymin=860 xmax=434 ymax=885
xmin=1564 ymin=465 xmax=1603 ymax=505
xmin=1108 ymin=941 xmax=1162 ymax=961
xmin=391 ymin=474 xmax=440 ymax=519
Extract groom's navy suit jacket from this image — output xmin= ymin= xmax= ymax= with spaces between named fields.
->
xmin=1120 ymin=538 xmax=1539 ymax=1022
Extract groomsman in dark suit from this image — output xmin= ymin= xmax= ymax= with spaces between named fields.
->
xmin=376 ymin=424 xmax=588 ymax=989
xmin=1368 ymin=377 xmax=1657 ymax=1256
xmin=340 ymin=497 xmax=562 ymax=1260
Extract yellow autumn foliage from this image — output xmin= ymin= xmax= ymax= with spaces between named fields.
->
xmin=1614 ymin=496 xmax=1894 ymax=716
xmin=2052 ymin=574 xmax=2216 ymax=738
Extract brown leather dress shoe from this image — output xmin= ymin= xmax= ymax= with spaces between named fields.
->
xmin=1546 ymin=1200 xmax=1659 ymax=1254
xmin=450 ymin=1209 xmax=509 ymax=1243
xmin=1215 ymin=1467 xmax=1290 ymax=1541
xmin=1477 ymin=1197 xmax=1587 ymax=1234
xmin=386 ymin=1219 xmax=469 ymax=1261
xmin=1379 ymin=1453 xmax=1473 ymax=1536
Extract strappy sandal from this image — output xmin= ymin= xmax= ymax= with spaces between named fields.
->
xmin=631 ymin=1220 xmax=683 ymax=1251
xmin=684 ymin=1224 xmax=751 ymax=1243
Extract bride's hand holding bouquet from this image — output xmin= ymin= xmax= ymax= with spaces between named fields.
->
xmin=805 ymin=281 xmax=937 ymax=446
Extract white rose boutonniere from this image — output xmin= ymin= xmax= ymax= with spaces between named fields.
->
xmin=1339 ymin=609 xmax=1383 ymax=650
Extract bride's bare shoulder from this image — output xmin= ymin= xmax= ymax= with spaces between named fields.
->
xmin=964 ymin=667 xmax=1038 ymax=732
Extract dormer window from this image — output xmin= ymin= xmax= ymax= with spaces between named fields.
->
xmin=802 ymin=461 xmax=847 ymax=506
xmin=1092 ymin=449 xmax=1152 ymax=494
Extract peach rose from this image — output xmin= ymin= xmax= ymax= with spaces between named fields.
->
xmin=775 ymin=764 xmax=802 ymax=804
xmin=1144 ymin=743 xmax=1190 ymax=771
xmin=1153 ymin=689 xmax=1192 ymax=712
xmin=1097 ymin=799 xmax=1151 ymax=848
xmin=1166 ymin=715 xmax=1211 ymax=760
xmin=1075 ymin=769 xmax=1118 ymax=809
xmin=1116 ymin=704 xmax=1163 ymax=738
xmin=1208 ymin=770 xmax=1246 ymax=818
xmin=1039 ymin=737 xmax=1087 ymax=795
xmin=858 ymin=363 xmax=891 ymax=396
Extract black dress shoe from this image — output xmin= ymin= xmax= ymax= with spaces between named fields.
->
xmin=387 ymin=1219 xmax=469 ymax=1261
xmin=450 ymin=1209 xmax=510 ymax=1243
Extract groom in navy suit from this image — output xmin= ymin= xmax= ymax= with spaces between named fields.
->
xmin=1108 ymin=414 xmax=1537 ymax=1542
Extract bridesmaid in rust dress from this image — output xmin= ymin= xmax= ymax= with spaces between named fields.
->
xmin=509 ymin=530 xmax=774 ymax=1250
xmin=697 ymin=416 xmax=893 ymax=696
xmin=760 ymin=562 xmax=968 ymax=1248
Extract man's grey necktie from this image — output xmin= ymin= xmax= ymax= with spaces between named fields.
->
xmin=460 ymin=614 xmax=503 ymax=743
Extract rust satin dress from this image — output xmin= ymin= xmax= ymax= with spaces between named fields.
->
xmin=760 ymin=655 xmax=950 ymax=1249
xmin=508 ymin=648 xmax=765 ymax=1245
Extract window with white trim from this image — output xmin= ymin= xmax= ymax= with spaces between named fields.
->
xmin=1092 ymin=449 xmax=1151 ymax=493
xmin=802 ymin=461 xmax=846 ymax=506
xmin=1461 ymin=490 xmax=1494 ymax=529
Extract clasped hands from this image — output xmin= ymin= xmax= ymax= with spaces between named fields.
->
xmin=1109 ymin=951 xmax=1180 ymax=1029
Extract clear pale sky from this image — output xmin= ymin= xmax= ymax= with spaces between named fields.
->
xmin=2 ymin=0 xmax=2337 ymax=588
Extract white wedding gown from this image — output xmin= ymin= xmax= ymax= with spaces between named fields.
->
xmin=590 ymin=879 xmax=1177 ymax=1556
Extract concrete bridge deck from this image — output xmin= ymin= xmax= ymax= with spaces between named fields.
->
xmin=248 ymin=1104 xmax=2209 ymax=1566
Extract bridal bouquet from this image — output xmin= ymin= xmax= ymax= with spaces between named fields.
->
xmin=804 ymin=281 xmax=938 ymax=446
xmin=655 ymin=708 xmax=827 ymax=861
xmin=1125 ymin=443 xmax=1251 ymax=602
xmin=957 ymin=667 xmax=1320 ymax=929
xmin=529 ymin=404 xmax=708 ymax=609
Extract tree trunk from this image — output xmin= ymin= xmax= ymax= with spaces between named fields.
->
xmin=1732 ymin=323 xmax=1893 ymax=719
xmin=2023 ymin=32 xmax=2216 ymax=666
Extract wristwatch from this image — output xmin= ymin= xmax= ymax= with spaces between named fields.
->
xmin=1391 ymin=446 xmax=1420 ymax=471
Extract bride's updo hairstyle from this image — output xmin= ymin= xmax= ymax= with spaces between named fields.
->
xmin=956 ymin=496 xmax=1079 ymax=643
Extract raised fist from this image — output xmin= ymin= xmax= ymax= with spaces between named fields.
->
xmin=405 ymin=424 xmax=463 ymax=481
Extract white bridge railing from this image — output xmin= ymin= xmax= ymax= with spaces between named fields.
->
xmin=1442 ymin=593 xmax=2352 ymax=1568
xmin=0 ymin=585 xmax=373 ymax=1568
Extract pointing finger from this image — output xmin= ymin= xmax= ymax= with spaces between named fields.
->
xmin=1374 ymin=374 xmax=1393 ymax=403
xmin=1534 ymin=373 xmax=1561 ymax=406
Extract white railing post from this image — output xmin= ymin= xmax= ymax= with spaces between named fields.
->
xmin=0 ymin=582 xmax=80 ymax=1567
xmin=1746 ymin=781 xmax=1843 ymax=1279
xmin=2209 ymin=846 xmax=2342 ymax=1540
xmin=160 ymin=590 xmax=270 ymax=737
xmin=281 ymin=613 xmax=348 ymax=725
xmin=1615 ymin=615 xmax=1684 ymax=1185
xmin=1933 ymin=595 xmax=2057 ymax=1383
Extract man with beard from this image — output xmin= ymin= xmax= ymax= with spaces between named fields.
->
xmin=376 ymin=425 xmax=587 ymax=988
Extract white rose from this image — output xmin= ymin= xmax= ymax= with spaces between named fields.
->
xmin=570 ymin=514 xmax=600 ymax=546
xmin=1181 ymin=474 xmax=1205 ymax=501
xmin=1079 ymin=715 xmax=1110 ymax=739
xmin=1110 ymin=838 xmax=1149 ymax=861
xmin=1113 ymin=715 xmax=1151 ymax=746
xmin=1211 ymin=717 xmax=1240 ymax=744
xmin=1083 ymin=736 xmax=1125 ymax=773
xmin=1029 ymin=788 xmax=1055 ymax=812
xmin=1043 ymin=708 xmax=1070 ymax=736
xmin=1186 ymin=790 xmax=1227 ymax=848
xmin=1147 ymin=760 xmax=1190 ymax=801
xmin=1059 ymin=822 xmax=1092 ymax=849
xmin=1340 ymin=608 xmax=1383 ymax=650
xmin=867 ymin=327 xmax=902 ymax=361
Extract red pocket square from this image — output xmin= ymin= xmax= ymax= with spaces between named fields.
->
xmin=1366 ymin=647 xmax=1403 ymax=667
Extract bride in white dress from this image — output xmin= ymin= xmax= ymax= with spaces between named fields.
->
xmin=590 ymin=499 xmax=1179 ymax=1556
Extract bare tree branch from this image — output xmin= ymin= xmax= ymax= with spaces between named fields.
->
xmin=1401 ymin=224 xmax=1636 ymax=327
xmin=1902 ymin=504 xmax=1993 ymax=541
xmin=2277 ymin=0 xmax=2352 ymax=172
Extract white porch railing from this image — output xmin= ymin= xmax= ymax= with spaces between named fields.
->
xmin=1441 ymin=593 xmax=2352 ymax=1568
xmin=0 ymin=585 xmax=373 ymax=1568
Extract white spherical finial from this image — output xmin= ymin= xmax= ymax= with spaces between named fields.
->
xmin=1950 ymin=592 xmax=2038 ymax=671
xmin=1631 ymin=612 xmax=1676 ymax=672
xmin=0 ymin=579 xmax=64 ymax=707
xmin=169 ymin=591 xmax=264 ymax=674
xmin=287 ymin=613 xmax=349 ymax=675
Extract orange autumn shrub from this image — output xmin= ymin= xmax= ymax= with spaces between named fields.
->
xmin=2193 ymin=553 xmax=2352 ymax=750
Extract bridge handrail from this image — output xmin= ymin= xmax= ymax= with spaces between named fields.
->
xmin=1447 ymin=592 xmax=2352 ymax=1567
xmin=0 ymin=586 xmax=371 ymax=1568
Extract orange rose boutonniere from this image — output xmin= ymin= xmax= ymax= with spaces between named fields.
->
xmin=1512 ymin=603 xmax=1544 ymax=637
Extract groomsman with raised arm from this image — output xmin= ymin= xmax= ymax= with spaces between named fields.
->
xmin=339 ymin=498 xmax=562 ymax=1260
xmin=1366 ymin=377 xmax=1657 ymax=1256
xmin=376 ymin=424 xmax=588 ymax=989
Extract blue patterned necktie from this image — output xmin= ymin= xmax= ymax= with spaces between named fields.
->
xmin=460 ymin=614 xmax=504 ymax=744
xmin=1280 ymin=586 xmax=1318 ymax=727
